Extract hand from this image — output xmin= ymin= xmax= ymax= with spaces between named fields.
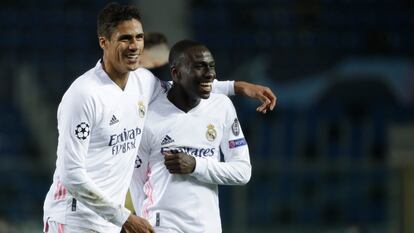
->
xmin=234 ymin=81 xmax=277 ymax=114
xmin=163 ymin=151 xmax=196 ymax=174
xmin=122 ymin=214 xmax=154 ymax=233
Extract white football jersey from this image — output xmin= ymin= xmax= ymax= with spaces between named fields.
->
xmin=130 ymin=92 xmax=251 ymax=233
xmin=43 ymin=61 xmax=234 ymax=233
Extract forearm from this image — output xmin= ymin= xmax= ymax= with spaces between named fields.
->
xmin=232 ymin=80 xmax=277 ymax=113
xmin=60 ymin=162 xmax=130 ymax=226
xmin=190 ymin=157 xmax=251 ymax=185
xmin=233 ymin=80 xmax=247 ymax=96
xmin=129 ymin=163 xmax=149 ymax=217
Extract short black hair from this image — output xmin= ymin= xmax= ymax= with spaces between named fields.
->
xmin=144 ymin=32 xmax=168 ymax=49
xmin=169 ymin=40 xmax=207 ymax=67
xmin=97 ymin=2 xmax=142 ymax=39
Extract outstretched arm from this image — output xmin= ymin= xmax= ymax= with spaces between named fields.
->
xmin=212 ymin=80 xmax=277 ymax=114
xmin=234 ymin=81 xmax=277 ymax=114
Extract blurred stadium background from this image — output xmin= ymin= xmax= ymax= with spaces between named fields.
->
xmin=1 ymin=0 xmax=414 ymax=232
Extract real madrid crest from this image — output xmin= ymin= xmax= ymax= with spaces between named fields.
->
xmin=138 ymin=101 xmax=146 ymax=118
xmin=206 ymin=124 xmax=217 ymax=142
xmin=232 ymin=118 xmax=240 ymax=136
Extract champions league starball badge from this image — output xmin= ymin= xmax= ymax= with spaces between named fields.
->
xmin=135 ymin=155 xmax=142 ymax=168
xmin=75 ymin=122 xmax=90 ymax=140
xmin=206 ymin=124 xmax=217 ymax=142
xmin=138 ymin=101 xmax=145 ymax=118
xmin=232 ymin=118 xmax=240 ymax=136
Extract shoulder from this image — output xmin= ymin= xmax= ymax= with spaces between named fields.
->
xmin=131 ymin=68 xmax=171 ymax=95
xmin=133 ymin=68 xmax=171 ymax=89
xmin=147 ymin=92 xmax=169 ymax=116
xmin=61 ymin=68 xmax=99 ymax=104
xmin=206 ymin=93 xmax=238 ymax=122
xmin=208 ymin=93 xmax=234 ymax=107
xmin=133 ymin=67 xmax=157 ymax=80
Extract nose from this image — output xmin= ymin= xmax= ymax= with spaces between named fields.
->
xmin=205 ymin=68 xmax=215 ymax=81
xmin=129 ymin=39 xmax=140 ymax=51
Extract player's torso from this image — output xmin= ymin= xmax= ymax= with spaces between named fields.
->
xmin=82 ymin=70 xmax=155 ymax=195
xmin=147 ymin=93 xmax=227 ymax=174
xmin=142 ymin=94 xmax=226 ymax=232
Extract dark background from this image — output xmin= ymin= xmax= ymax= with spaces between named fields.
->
xmin=0 ymin=0 xmax=413 ymax=232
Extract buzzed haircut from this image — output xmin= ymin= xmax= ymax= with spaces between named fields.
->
xmin=144 ymin=32 xmax=168 ymax=49
xmin=169 ymin=40 xmax=207 ymax=67
xmin=97 ymin=2 xmax=141 ymax=39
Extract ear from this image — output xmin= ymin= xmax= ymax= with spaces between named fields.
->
xmin=170 ymin=66 xmax=180 ymax=83
xmin=98 ymin=36 xmax=107 ymax=49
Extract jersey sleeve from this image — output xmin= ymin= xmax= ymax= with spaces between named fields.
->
xmin=57 ymin=86 xmax=130 ymax=227
xmin=129 ymin=127 xmax=152 ymax=217
xmin=191 ymin=98 xmax=251 ymax=185
xmin=212 ymin=79 xmax=235 ymax=96
xmin=163 ymin=79 xmax=235 ymax=97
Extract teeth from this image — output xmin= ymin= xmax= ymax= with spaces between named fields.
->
xmin=200 ymin=82 xmax=212 ymax=87
xmin=200 ymin=82 xmax=212 ymax=92
xmin=126 ymin=55 xmax=138 ymax=63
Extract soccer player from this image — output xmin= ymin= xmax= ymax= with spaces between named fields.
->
xmin=43 ymin=3 xmax=274 ymax=233
xmin=138 ymin=31 xmax=277 ymax=113
xmin=129 ymin=40 xmax=252 ymax=233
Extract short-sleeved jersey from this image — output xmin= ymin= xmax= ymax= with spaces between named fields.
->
xmin=43 ymin=61 xmax=235 ymax=233
xmin=129 ymin=92 xmax=251 ymax=233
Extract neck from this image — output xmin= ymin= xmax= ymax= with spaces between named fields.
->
xmin=102 ymin=58 xmax=129 ymax=90
xmin=167 ymin=86 xmax=200 ymax=113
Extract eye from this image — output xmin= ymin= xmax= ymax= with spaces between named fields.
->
xmin=118 ymin=36 xmax=130 ymax=42
xmin=136 ymin=34 xmax=144 ymax=40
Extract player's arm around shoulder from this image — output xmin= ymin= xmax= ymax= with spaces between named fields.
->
xmin=211 ymin=79 xmax=277 ymax=113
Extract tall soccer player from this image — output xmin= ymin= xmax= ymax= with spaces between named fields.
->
xmin=43 ymin=3 xmax=275 ymax=233
xmin=129 ymin=40 xmax=252 ymax=233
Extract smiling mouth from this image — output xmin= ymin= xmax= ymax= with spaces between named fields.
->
xmin=200 ymin=82 xmax=213 ymax=92
xmin=126 ymin=54 xmax=139 ymax=63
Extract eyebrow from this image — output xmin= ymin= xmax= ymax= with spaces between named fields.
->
xmin=118 ymin=33 xmax=144 ymax=40
xmin=194 ymin=60 xmax=215 ymax=66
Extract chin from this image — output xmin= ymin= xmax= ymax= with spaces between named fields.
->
xmin=126 ymin=64 xmax=140 ymax=71
xmin=200 ymin=93 xmax=211 ymax=99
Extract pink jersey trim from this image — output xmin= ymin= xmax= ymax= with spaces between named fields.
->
xmin=43 ymin=218 xmax=49 ymax=232
xmin=143 ymin=168 xmax=153 ymax=218
xmin=58 ymin=223 xmax=64 ymax=233
xmin=54 ymin=179 xmax=68 ymax=200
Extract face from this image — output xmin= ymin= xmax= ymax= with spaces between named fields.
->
xmin=174 ymin=46 xmax=216 ymax=99
xmin=99 ymin=19 xmax=144 ymax=76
